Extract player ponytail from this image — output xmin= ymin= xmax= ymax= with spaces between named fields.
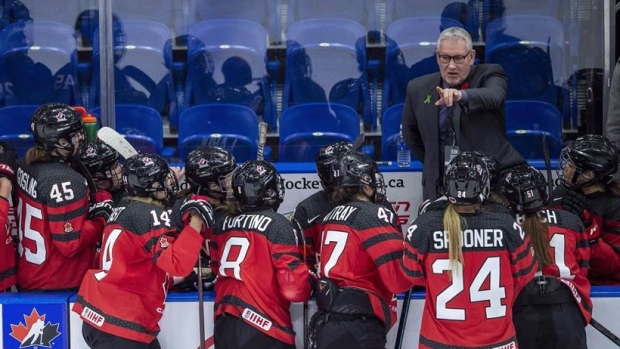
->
xmin=521 ymin=212 xmax=551 ymax=268
xmin=25 ymin=146 xmax=51 ymax=165
xmin=606 ymin=180 xmax=620 ymax=197
xmin=443 ymin=203 xmax=464 ymax=276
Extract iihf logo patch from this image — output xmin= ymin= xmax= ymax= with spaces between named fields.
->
xmin=9 ymin=308 xmax=61 ymax=348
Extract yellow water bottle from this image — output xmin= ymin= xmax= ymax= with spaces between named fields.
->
xmin=72 ymin=106 xmax=98 ymax=142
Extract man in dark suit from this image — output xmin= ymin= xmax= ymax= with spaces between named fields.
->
xmin=402 ymin=26 xmax=525 ymax=201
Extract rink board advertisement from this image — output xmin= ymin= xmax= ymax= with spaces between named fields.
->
xmin=278 ymin=171 xmax=422 ymax=231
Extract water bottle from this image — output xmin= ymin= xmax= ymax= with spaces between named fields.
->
xmin=73 ymin=106 xmax=98 ymax=142
xmin=396 ymin=124 xmax=411 ymax=168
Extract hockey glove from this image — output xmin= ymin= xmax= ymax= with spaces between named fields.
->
xmin=0 ymin=141 xmax=16 ymax=180
xmin=553 ymin=185 xmax=601 ymax=242
xmin=553 ymin=185 xmax=589 ymax=220
xmin=88 ymin=191 xmax=114 ymax=222
xmin=180 ymin=194 xmax=215 ymax=229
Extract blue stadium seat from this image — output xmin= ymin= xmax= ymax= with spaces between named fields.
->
xmin=0 ymin=20 xmax=80 ymax=106
xmin=283 ymin=18 xmax=371 ymax=129
xmin=0 ymin=105 xmax=37 ymax=157
xmin=6 ymin=0 xmax=87 ymax=28
xmin=287 ymin=0 xmax=379 ymax=39
xmin=278 ymin=103 xmax=360 ymax=162
xmin=177 ymin=104 xmax=259 ymax=162
xmin=184 ymin=19 xmax=273 ymax=129
xmin=194 ymin=0 xmax=282 ymax=44
xmin=482 ymin=0 xmax=566 ymax=37
xmin=90 ymin=20 xmax=175 ymax=126
xmin=90 ymin=105 xmax=171 ymax=156
xmin=383 ymin=16 xmax=463 ymax=113
xmin=504 ymin=100 xmax=563 ymax=159
xmin=485 ymin=16 xmax=567 ymax=119
xmin=385 ymin=0 xmax=479 ymax=41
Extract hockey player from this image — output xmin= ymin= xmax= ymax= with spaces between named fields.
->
xmin=210 ymin=160 xmax=312 ymax=349
xmin=293 ymin=141 xmax=401 ymax=272
xmin=73 ymin=153 xmax=214 ymax=349
xmin=171 ymin=146 xmax=237 ymax=291
xmin=15 ymin=103 xmax=112 ymax=291
xmin=553 ymin=134 xmax=620 ymax=285
xmin=292 ymin=141 xmax=353 ymax=271
xmin=501 ymin=165 xmax=591 ymax=349
xmin=79 ymin=140 xmax=125 ymax=204
xmin=402 ymin=153 xmax=537 ymax=349
xmin=0 ymin=141 xmax=17 ymax=291
xmin=310 ymin=152 xmax=413 ymax=349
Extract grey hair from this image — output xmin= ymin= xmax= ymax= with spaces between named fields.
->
xmin=437 ymin=27 xmax=473 ymax=51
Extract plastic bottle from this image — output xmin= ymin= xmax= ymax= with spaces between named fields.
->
xmin=396 ymin=124 xmax=411 ymax=168
xmin=73 ymin=106 xmax=98 ymax=142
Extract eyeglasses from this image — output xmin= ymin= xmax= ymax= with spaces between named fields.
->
xmin=437 ymin=50 xmax=472 ymax=64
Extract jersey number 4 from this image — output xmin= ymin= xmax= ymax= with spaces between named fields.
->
xmin=433 ymin=257 xmax=507 ymax=320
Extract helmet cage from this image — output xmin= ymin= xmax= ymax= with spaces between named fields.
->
xmin=185 ymin=147 xmax=236 ymax=199
xmin=123 ymin=154 xmax=179 ymax=205
xmin=31 ymin=104 xmax=85 ymax=160
xmin=557 ymin=135 xmax=620 ymax=189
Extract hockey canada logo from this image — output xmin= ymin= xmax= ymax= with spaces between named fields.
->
xmin=53 ymin=112 xmax=67 ymax=122
xmin=9 ymin=308 xmax=61 ymax=348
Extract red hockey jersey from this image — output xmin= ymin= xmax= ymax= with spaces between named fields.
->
xmin=210 ymin=209 xmax=311 ymax=345
xmin=318 ymin=200 xmax=413 ymax=329
xmin=0 ymin=196 xmax=16 ymax=290
xmin=72 ymin=199 xmax=204 ymax=343
xmin=403 ymin=209 xmax=537 ymax=349
xmin=15 ymin=160 xmax=103 ymax=291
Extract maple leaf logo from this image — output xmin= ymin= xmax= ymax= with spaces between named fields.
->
xmin=9 ymin=308 xmax=61 ymax=348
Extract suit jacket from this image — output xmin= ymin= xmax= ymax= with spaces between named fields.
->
xmin=401 ymin=63 xmax=525 ymax=200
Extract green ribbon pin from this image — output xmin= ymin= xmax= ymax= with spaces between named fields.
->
xmin=424 ymin=94 xmax=432 ymax=104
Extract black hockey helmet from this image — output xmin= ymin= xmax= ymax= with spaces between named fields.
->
xmin=232 ymin=160 xmax=284 ymax=211
xmin=30 ymin=103 xmax=85 ymax=160
xmin=123 ymin=153 xmax=178 ymax=205
xmin=465 ymin=150 xmax=500 ymax=190
xmin=444 ymin=152 xmax=490 ymax=205
xmin=185 ymin=146 xmax=236 ymax=198
xmin=316 ymin=141 xmax=353 ymax=189
xmin=332 ymin=151 xmax=386 ymax=203
xmin=80 ymin=141 xmax=122 ymax=190
xmin=501 ymin=165 xmax=548 ymax=214
xmin=558 ymin=134 xmax=620 ymax=188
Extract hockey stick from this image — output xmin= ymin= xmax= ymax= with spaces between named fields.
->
xmin=72 ymin=158 xmax=98 ymax=201
xmin=393 ymin=289 xmax=412 ymax=349
xmin=542 ymin=134 xmax=554 ymax=202
xmin=257 ymin=122 xmax=268 ymax=161
xmin=196 ymin=184 xmax=206 ymax=349
xmin=352 ymin=132 xmax=365 ymax=151
xmin=197 ymin=253 xmax=206 ymax=349
xmin=590 ymin=317 xmax=620 ymax=347
xmin=97 ymin=127 xmax=139 ymax=159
